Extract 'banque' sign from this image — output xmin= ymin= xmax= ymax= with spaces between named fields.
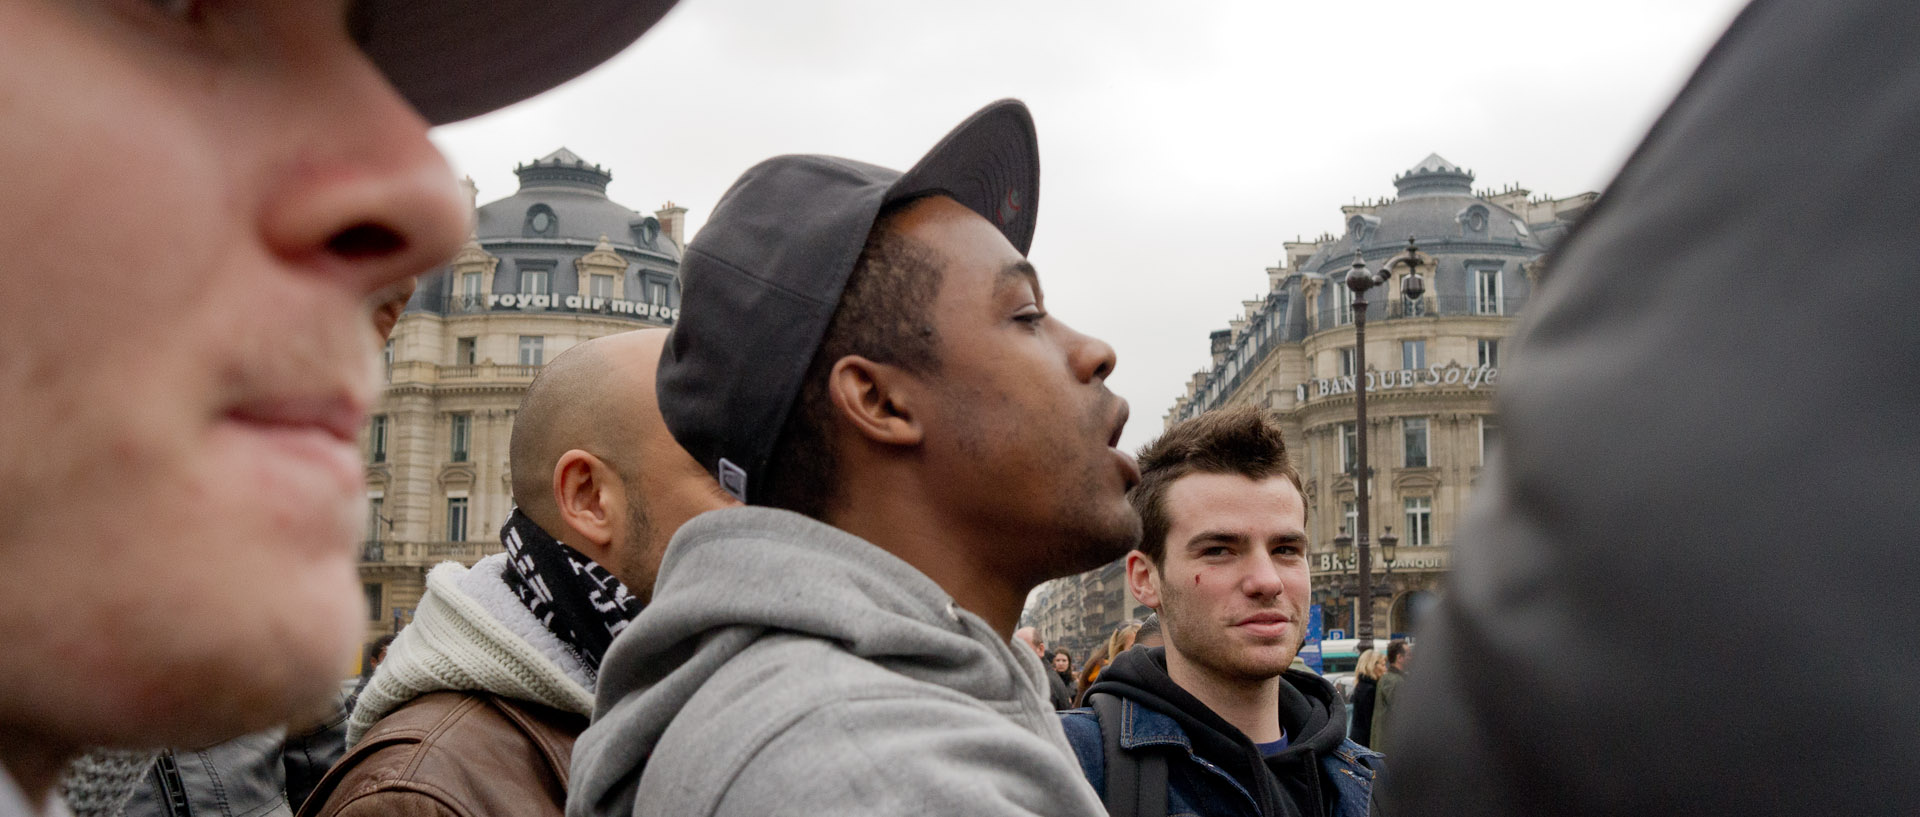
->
xmin=1298 ymin=363 xmax=1498 ymax=403
xmin=1314 ymin=550 xmax=1451 ymax=573
xmin=484 ymin=292 xmax=680 ymax=322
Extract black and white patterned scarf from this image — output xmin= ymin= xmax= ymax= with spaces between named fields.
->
xmin=499 ymin=508 xmax=642 ymax=671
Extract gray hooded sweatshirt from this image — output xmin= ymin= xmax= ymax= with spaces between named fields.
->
xmin=567 ymin=507 xmax=1106 ymax=817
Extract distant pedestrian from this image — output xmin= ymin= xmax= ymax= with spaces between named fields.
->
xmin=1052 ymin=649 xmax=1077 ymax=692
xmin=1018 ymin=627 xmax=1076 ymax=710
xmin=1350 ymin=650 xmax=1385 ymax=749
xmin=1075 ymin=620 xmax=1142 ymax=705
xmin=1369 ymin=641 xmax=1411 ymax=753
xmin=1134 ymin=612 xmax=1165 ymax=649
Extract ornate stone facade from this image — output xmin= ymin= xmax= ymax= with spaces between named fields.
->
xmin=1026 ymin=155 xmax=1596 ymax=648
xmin=355 ymin=150 xmax=686 ymax=656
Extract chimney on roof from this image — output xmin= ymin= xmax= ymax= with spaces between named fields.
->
xmin=654 ymin=201 xmax=688 ymax=247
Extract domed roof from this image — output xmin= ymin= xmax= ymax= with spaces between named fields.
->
xmin=474 ymin=148 xmax=676 ymax=256
xmin=1303 ymin=154 xmax=1541 ymax=274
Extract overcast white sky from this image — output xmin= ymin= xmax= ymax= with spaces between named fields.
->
xmin=432 ymin=0 xmax=1750 ymax=453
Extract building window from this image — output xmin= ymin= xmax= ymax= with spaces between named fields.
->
xmin=524 ymin=205 xmax=558 ymax=238
xmin=1337 ymin=346 xmax=1355 ymax=378
xmin=1478 ymin=338 xmax=1500 ymax=368
xmin=1338 ymin=422 xmax=1357 ymax=473
xmin=518 ymin=336 xmax=545 ymax=366
xmin=646 ymin=280 xmax=670 ymax=305
xmin=1481 ymin=416 xmax=1500 ymax=464
xmin=1475 ymin=268 xmax=1503 ymax=315
xmin=520 ymin=269 xmax=550 ymax=296
xmin=1342 ymin=501 xmax=1357 ymax=539
xmin=1401 ymin=339 xmax=1426 ymax=370
xmin=382 ymin=339 xmax=393 ymax=370
xmin=1404 ymin=497 xmax=1433 ymax=546
xmin=455 ymin=336 xmax=476 ymax=365
xmin=364 ymin=583 xmax=383 ymax=621
xmin=366 ymin=497 xmax=384 ymax=543
xmin=446 ymin=497 xmax=468 ymax=542
xmin=369 ymin=415 xmax=387 ymax=463
xmin=449 ymin=413 xmax=470 ymax=462
xmin=591 ymin=274 xmax=614 ymax=300
xmin=1403 ymin=417 xmax=1429 ymax=468
xmin=1335 ymin=281 xmax=1354 ymax=325
xmin=460 ymin=271 xmax=484 ymax=306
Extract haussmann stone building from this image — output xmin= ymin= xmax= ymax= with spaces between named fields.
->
xmin=1027 ymin=154 xmax=1594 ymax=654
xmin=356 ymin=148 xmax=686 ymax=659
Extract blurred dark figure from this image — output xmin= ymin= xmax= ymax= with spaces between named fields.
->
xmin=1382 ymin=0 xmax=1920 ymax=813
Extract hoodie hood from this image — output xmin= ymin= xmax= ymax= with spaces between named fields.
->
xmin=570 ymin=506 xmax=1071 ymax=817
xmin=1090 ymin=647 xmax=1349 ymax=817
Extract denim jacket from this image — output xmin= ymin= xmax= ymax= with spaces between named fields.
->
xmin=1059 ymin=697 xmax=1381 ymax=817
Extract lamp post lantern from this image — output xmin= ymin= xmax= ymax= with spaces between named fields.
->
xmin=1344 ymin=237 xmax=1424 ymax=643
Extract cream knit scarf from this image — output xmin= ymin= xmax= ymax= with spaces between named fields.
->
xmin=346 ymin=554 xmax=597 ymax=745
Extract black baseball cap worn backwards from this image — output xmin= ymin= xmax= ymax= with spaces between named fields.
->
xmin=657 ymin=99 xmax=1041 ymax=504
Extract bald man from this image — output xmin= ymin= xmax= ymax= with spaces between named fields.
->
xmin=300 ymin=329 xmax=735 ymax=817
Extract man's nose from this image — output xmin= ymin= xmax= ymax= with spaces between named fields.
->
xmin=255 ymin=32 xmax=470 ymax=302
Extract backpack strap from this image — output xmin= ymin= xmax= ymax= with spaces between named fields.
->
xmin=1091 ymin=693 xmax=1167 ymax=817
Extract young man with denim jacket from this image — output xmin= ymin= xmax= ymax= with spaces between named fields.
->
xmin=1061 ymin=407 xmax=1381 ymax=817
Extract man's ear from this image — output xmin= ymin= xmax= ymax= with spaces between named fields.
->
xmin=552 ymin=449 xmax=620 ymax=562
xmin=826 ymin=355 xmax=924 ymax=447
xmin=1126 ymin=550 xmax=1162 ymax=611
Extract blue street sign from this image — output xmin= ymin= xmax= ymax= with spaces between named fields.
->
xmin=1328 ymin=628 xmax=1346 ymax=641
xmin=1301 ymin=604 xmax=1325 ymax=673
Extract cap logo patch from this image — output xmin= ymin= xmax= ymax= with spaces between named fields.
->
xmin=717 ymin=458 xmax=748 ymax=503
xmin=997 ymin=189 xmax=1023 ymax=226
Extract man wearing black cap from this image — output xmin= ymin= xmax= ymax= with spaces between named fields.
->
xmin=0 ymin=2 xmax=677 ymax=815
xmin=569 ymin=100 xmax=1139 ymax=817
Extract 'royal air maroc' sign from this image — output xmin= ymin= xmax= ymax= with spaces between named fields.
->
xmin=484 ymin=293 xmax=680 ymax=322
xmin=1298 ymin=363 xmax=1499 ymax=403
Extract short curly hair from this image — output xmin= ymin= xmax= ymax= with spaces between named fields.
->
xmin=760 ymin=198 xmax=945 ymax=519
xmin=1129 ymin=406 xmax=1304 ymax=566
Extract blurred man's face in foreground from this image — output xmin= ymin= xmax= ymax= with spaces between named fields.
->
xmin=0 ymin=0 xmax=469 ymax=761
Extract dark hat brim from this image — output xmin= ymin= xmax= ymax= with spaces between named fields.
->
xmin=354 ymin=0 xmax=680 ymax=126
xmin=889 ymin=99 xmax=1041 ymax=256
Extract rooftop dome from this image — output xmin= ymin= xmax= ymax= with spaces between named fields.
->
xmin=513 ymin=147 xmax=612 ymax=193
xmin=1393 ymin=153 xmax=1475 ymax=199
xmin=474 ymin=148 xmax=674 ymax=256
xmin=1302 ymin=154 xmax=1539 ymax=274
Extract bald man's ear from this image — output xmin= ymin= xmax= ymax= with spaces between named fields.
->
xmin=552 ymin=450 xmax=622 ymax=562
xmin=826 ymin=355 xmax=924 ymax=448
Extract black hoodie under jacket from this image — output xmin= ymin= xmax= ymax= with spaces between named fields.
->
xmin=1086 ymin=647 xmax=1351 ymax=817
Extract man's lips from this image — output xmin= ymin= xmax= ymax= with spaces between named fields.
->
xmin=1108 ymin=399 xmax=1139 ymax=488
xmin=219 ymin=392 xmax=370 ymax=494
xmin=226 ymin=394 xmax=366 ymax=443
xmin=1235 ymin=612 xmax=1294 ymax=638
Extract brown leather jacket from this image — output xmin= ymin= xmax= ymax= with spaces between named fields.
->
xmin=297 ymin=691 xmax=587 ymax=817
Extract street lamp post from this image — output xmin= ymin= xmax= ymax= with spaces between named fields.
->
xmin=1344 ymin=237 xmax=1424 ymax=644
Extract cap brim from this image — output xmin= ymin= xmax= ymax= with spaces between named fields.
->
xmin=355 ymin=0 xmax=679 ymax=126
xmin=889 ymin=99 xmax=1041 ymax=256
